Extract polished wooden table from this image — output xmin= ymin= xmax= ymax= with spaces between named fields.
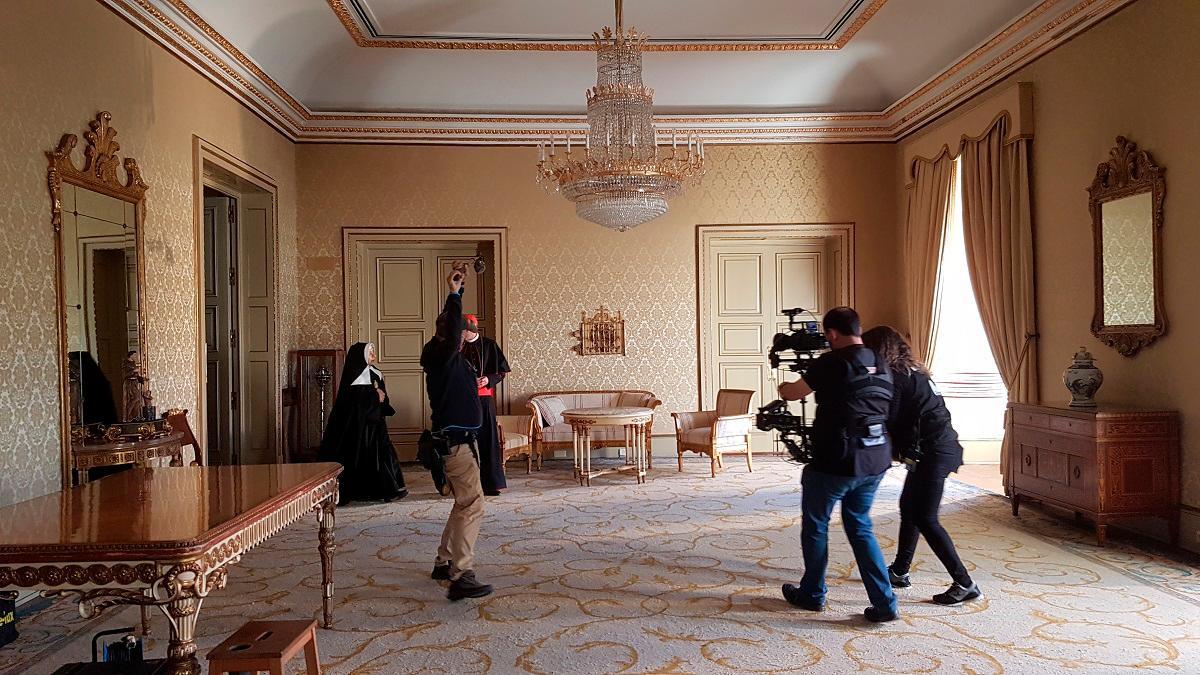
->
xmin=562 ymin=407 xmax=654 ymax=486
xmin=72 ymin=431 xmax=186 ymax=484
xmin=0 ymin=463 xmax=341 ymax=675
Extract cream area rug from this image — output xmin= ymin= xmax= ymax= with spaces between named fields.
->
xmin=5 ymin=458 xmax=1199 ymax=674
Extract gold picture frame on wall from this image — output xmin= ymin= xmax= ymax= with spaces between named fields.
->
xmin=48 ymin=111 xmax=150 ymax=487
xmin=1088 ymin=136 xmax=1166 ymax=357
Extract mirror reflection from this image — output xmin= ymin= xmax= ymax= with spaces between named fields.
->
xmin=1101 ymin=192 xmax=1155 ymax=326
xmin=61 ymin=183 xmax=143 ymax=425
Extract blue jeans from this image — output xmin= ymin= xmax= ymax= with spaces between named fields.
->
xmin=798 ymin=466 xmax=897 ymax=613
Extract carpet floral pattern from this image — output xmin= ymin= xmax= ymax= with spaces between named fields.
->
xmin=5 ymin=458 xmax=1200 ymax=674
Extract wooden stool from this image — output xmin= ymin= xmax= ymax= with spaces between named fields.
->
xmin=207 ymin=619 xmax=320 ymax=675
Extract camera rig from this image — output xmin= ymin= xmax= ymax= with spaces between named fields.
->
xmin=755 ymin=308 xmax=829 ymax=463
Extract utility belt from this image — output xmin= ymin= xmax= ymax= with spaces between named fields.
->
xmin=417 ymin=429 xmax=477 ymax=471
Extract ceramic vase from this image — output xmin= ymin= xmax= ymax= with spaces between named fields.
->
xmin=1063 ymin=347 xmax=1103 ymax=408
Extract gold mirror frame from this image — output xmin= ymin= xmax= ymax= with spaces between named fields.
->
xmin=1088 ymin=136 xmax=1166 ymax=357
xmin=48 ymin=111 xmax=150 ymax=486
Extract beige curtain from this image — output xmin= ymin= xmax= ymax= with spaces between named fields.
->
xmin=959 ymin=115 xmax=1038 ymax=491
xmin=904 ymin=153 xmax=956 ymax=363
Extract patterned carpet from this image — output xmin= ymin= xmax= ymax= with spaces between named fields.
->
xmin=4 ymin=457 xmax=1200 ymax=674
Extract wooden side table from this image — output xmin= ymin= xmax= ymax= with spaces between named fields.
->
xmin=562 ymin=407 xmax=654 ymax=486
xmin=71 ymin=431 xmax=185 ymax=485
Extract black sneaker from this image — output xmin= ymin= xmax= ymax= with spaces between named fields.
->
xmin=383 ymin=489 xmax=409 ymax=503
xmin=447 ymin=571 xmax=494 ymax=601
xmin=888 ymin=566 xmax=911 ymax=588
xmin=864 ymin=605 xmax=899 ymax=622
xmin=933 ymin=582 xmax=981 ymax=605
xmin=781 ymin=583 xmax=824 ymax=612
xmin=431 ymin=563 xmax=451 ymax=581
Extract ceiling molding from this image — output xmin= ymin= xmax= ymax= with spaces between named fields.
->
xmin=99 ymin=0 xmax=1136 ymax=144
xmin=328 ymin=0 xmax=887 ymax=52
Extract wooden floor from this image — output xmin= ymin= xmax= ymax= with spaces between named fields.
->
xmin=952 ymin=463 xmax=1004 ymax=494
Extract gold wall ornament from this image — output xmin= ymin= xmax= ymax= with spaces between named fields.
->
xmin=573 ymin=306 xmax=626 ymax=356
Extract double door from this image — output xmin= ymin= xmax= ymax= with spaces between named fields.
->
xmin=701 ymin=237 xmax=843 ymax=451
xmin=352 ymin=241 xmax=494 ymax=459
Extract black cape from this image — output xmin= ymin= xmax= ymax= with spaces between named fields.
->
xmin=462 ymin=336 xmax=511 ymax=492
xmin=317 ymin=343 xmax=406 ymax=503
xmin=70 ymin=351 xmax=119 ymax=425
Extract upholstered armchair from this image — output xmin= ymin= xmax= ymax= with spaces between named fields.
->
xmin=498 ymin=414 xmax=534 ymax=475
xmin=671 ymin=389 xmax=756 ymax=477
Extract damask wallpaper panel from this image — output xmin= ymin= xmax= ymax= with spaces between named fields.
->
xmin=0 ymin=0 xmax=298 ymax=506
xmin=899 ymin=0 xmax=1200 ymax=513
xmin=297 ymin=143 xmax=902 ymax=435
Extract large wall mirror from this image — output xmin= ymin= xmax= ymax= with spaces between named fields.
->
xmin=1088 ymin=136 xmax=1166 ymax=357
xmin=49 ymin=112 xmax=153 ymax=480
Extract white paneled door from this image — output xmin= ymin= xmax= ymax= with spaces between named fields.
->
xmin=700 ymin=231 xmax=848 ymax=452
xmin=353 ymin=241 xmax=493 ymax=460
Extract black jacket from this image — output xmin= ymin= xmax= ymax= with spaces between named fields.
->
xmin=889 ymin=368 xmax=964 ymax=472
xmin=420 ymin=291 xmax=482 ymax=433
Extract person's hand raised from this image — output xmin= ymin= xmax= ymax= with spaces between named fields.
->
xmin=447 ymin=269 xmax=464 ymax=294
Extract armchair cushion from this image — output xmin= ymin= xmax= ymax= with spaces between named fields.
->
xmin=680 ymin=427 xmax=713 ymax=447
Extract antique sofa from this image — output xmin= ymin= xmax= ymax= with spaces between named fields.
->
xmin=526 ymin=390 xmax=662 ymax=470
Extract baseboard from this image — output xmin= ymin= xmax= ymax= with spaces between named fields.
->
xmin=1179 ymin=506 xmax=1200 ymax=554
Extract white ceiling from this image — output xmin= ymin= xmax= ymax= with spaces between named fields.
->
xmin=184 ymin=0 xmax=1036 ymax=114
xmin=107 ymin=0 xmax=1136 ymax=142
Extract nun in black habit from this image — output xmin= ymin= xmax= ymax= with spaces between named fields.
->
xmin=318 ymin=342 xmax=407 ymax=505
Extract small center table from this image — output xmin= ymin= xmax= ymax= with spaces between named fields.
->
xmin=562 ymin=406 xmax=654 ymax=486
xmin=0 ymin=463 xmax=341 ymax=675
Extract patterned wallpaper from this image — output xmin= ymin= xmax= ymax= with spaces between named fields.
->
xmin=0 ymin=0 xmax=298 ymax=506
xmin=296 ymin=143 xmax=902 ymax=434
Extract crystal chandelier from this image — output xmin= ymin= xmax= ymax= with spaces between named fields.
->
xmin=535 ymin=0 xmax=705 ymax=232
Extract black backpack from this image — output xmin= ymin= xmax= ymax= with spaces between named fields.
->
xmin=842 ymin=349 xmax=895 ymax=454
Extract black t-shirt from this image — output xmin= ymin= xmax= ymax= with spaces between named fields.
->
xmin=801 ymin=344 xmax=893 ymax=477
xmin=889 ymin=368 xmax=964 ymax=472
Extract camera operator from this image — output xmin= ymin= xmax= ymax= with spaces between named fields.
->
xmin=419 ymin=266 xmax=493 ymax=601
xmin=862 ymin=326 xmax=981 ymax=605
xmin=776 ymin=306 xmax=899 ymax=622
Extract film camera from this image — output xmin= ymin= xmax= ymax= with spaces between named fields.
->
xmin=756 ymin=308 xmax=829 ymax=463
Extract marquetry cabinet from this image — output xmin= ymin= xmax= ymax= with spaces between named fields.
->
xmin=1009 ymin=403 xmax=1180 ymax=546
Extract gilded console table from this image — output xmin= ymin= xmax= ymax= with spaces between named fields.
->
xmin=71 ymin=431 xmax=186 ymax=485
xmin=0 ymin=463 xmax=341 ymax=675
xmin=563 ymin=406 xmax=654 ymax=486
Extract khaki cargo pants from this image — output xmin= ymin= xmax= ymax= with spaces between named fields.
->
xmin=436 ymin=442 xmax=485 ymax=580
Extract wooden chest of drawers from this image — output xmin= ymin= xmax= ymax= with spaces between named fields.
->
xmin=1008 ymin=402 xmax=1180 ymax=546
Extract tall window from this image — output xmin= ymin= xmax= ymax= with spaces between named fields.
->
xmin=929 ymin=160 xmax=1007 ymax=448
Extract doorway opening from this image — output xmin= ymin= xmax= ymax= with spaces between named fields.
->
xmin=930 ymin=160 xmax=1007 ymax=493
xmin=343 ymin=228 xmax=507 ymax=460
xmin=197 ymin=151 xmax=278 ymax=466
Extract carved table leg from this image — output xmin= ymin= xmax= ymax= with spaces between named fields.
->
xmin=1095 ymin=521 xmax=1108 ymax=547
xmin=644 ymin=423 xmax=653 ymax=471
xmin=317 ymin=498 xmax=336 ymax=629
xmin=1010 ymin=494 xmax=1020 ymax=517
xmin=161 ymin=593 xmax=202 ymax=675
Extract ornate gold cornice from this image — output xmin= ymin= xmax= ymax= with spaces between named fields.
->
xmin=326 ymin=0 xmax=889 ymax=52
xmin=100 ymin=0 xmax=1134 ymax=143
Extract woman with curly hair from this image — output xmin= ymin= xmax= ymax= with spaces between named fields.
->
xmin=862 ymin=325 xmax=981 ymax=606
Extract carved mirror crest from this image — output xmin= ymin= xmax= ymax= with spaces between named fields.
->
xmin=49 ymin=112 xmax=152 ymax=484
xmin=1088 ymin=136 xmax=1166 ymax=357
